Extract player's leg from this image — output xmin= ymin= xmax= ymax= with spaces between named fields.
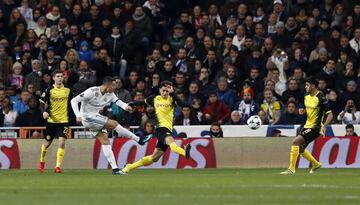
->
xmin=39 ymin=123 xmax=55 ymax=173
xmin=165 ymin=136 xmax=191 ymax=159
xmin=122 ymin=148 xmax=164 ymax=173
xmin=96 ymin=131 xmax=120 ymax=173
xmin=300 ymin=130 xmax=322 ymax=173
xmin=280 ymin=134 xmax=305 ymax=174
xmin=54 ymin=125 xmax=69 ymax=173
xmin=104 ymin=118 xmax=152 ymax=145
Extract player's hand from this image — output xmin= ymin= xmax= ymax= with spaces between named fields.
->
xmin=76 ymin=117 xmax=82 ymax=125
xmin=42 ymin=112 xmax=49 ymax=119
xmin=126 ymin=105 xmax=134 ymax=113
xmin=167 ymin=85 xmax=174 ymax=93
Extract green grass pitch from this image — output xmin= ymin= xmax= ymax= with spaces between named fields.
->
xmin=0 ymin=169 xmax=359 ymax=205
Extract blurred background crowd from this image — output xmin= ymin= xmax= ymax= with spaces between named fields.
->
xmin=0 ymin=0 xmax=360 ymax=131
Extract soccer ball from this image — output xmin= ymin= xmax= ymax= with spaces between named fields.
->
xmin=247 ymin=115 xmax=261 ymax=130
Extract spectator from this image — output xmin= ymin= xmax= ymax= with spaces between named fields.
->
xmin=215 ymin=77 xmax=236 ymax=109
xmin=144 ymin=49 xmax=164 ymax=76
xmin=24 ymin=59 xmax=42 ymax=96
xmin=260 ymin=89 xmax=281 ymax=125
xmin=326 ymin=89 xmax=341 ymax=122
xmin=159 ymin=59 xmax=175 ymax=82
xmin=91 ymin=48 xmax=112 ymax=86
xmin=339 ymin=80 xmax=360 ymax=107
xmin=132 ymin=5 xmax=152 ymax=55
xmin=242 ymin=67 xmax=264 ymax=99
xmin=226 ymin=110 xmax=243 ymax=125
xmin=71 ymin=60 xmax=96 ymax=96
xmin=186 ymin=81 xmax=202 ymax=105
xmin=168 ymin=24 xmax=186 ymax=53
xmin=172 ymin=47 xmax=194 ymax=77
xmin=244 ymin=46 xmax=266 ymax=78
xmin=13 ymin=90 xmax=30 ymax=114
xmin=121 ymin=19 xmax=141 ymax=62
xmin=9 ymin=62 xmax=24 ymax=91
xmin=308 ymin=40 xmax=327 ymax=63
xmin=281 ymin=78 xmax=303 ymax=105
xmin=140 ymin=104 xmax=156 ymax=128
xmin=104 ymin=25 xmax=127 ymax=78
xmin=308 ymin=47 xmax=328 ymax=77
xmin=64 ymin=48 xmax=79 ymax=71
xmin=190 ymin=97 xmax=204 ymax=124
xmin=349 ymin=28 xmax=360 ymax=56
xmin=203 ymin=92 xmax=230 ymax=125
xmin=316 ymin=58 xmax=341 ymax=90
xmin=46 ymin=5 xmax=60 ymax=27
xmin=175 ymin=105 xmax=199 ymax=125
xmin=234 ymin=86 xmax=260 ymax=124
xmin=337 ymin=98 xmax=360 ymax=124
xmin=15 ymin=96 xmax=45 ymax=127
xmin=266 ymin=48 xmax=289 ymax=83
xmin=277 ymin=101 xmax=304 ymax=125
xmin=135 ymin=120 xmax=155 ymax=138
xmin=0 ymin=44 xmax=13 ymax=86
xmin=1 ymin=96 xmax=18 ymax=127
xmin=258 ymin=110 xmax=269 ymax=125
xmin=345 ymin=124 xmax=358 ymax=136
xmin=268 ymin=68 xmax=286 ymax=96
xmin=198 ymin=67 xmax=216 ymax=99
xmin=78 ymin=41 xmax=94 ymax=63
xmin=209 ymin=122 xmax=223 ymax=138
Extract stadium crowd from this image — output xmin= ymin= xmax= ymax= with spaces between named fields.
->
xmin=0 ymin=0 xmax=360 ymax=129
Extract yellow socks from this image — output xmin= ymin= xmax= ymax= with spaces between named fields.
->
xmin=40 ymin=144 xmax=48 ymax=163
xmin=56 ymin=148 xmax=65 ymax=168
xmin=169 ymin=142 xmax=185 ymax=156
xmin=301 ymin=149 xmax=320 ymax=167
xmin=289 ymin=145 xmax=299 ymax=172
xmin=123 ymin=156 xmax=153 ymax=173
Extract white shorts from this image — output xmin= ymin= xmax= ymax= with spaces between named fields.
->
xmin=82 ymin=114 xmax=108 ymax=136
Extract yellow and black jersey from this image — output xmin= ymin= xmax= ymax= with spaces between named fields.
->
xmin=39 ymin=85 xmax=72 ymax=123
xmin=145 ymin=93 xmax=186 ymax=131
xmin=304 ymin=91 xmax=331 ymax=129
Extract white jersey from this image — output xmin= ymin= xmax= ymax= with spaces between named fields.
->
xmin=71 ymin=86 xmax=128 ymax=118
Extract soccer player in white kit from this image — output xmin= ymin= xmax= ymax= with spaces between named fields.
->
xmin=71 ymin=76 xmax=152 ymax=175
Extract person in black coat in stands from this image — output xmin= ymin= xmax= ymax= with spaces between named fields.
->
xmin=90 ymin=48 xmax=112 ymax=86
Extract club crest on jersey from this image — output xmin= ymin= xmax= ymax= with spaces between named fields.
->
xmin=95 ymin=92 xmax=99 ymax=97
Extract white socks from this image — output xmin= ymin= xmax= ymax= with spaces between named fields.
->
xmin=101 ymin=145 xmax=118 ymax=169
xmin=114 ymin=124 xmax=140 ymax=142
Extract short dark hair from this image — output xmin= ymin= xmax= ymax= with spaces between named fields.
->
xmin=103 ymin=76 xmax=115 ymax=84
xmin=305 ymin=76 xmax=317 ymax=86
xmin=346 ymin=124 xmax=354 ymax=130
xmin=160 ymin=80 xmax=173 ymax=88
xmin=52 ymin=69 xmax=63 ymax=77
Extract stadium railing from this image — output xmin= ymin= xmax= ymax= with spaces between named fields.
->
xmin=0 ymin=126 xmax=140 ymax=139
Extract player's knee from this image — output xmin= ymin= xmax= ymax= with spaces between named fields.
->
xmin=106 ymin=120 xmax=118 ymax=129
xmin=151 ymin=156 xmax=160 ymax=162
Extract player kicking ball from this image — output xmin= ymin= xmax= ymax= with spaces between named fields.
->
xmin=280 ymin=77 xmax=333 ymax=174
xmin=71 ymin=76 xmax=152 ymax=175
xmin=121 ymin=81 xmax=191 ymax=174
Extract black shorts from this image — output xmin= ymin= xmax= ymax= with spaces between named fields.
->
xmin=300 ymin=127 xmax=320 ymax=147
xmin=44 ymin=122 xmax=69 ymax=141
xmin=154 ymin=127 xmax=173 ymax=152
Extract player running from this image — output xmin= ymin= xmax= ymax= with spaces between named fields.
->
xmin=70 ymin=76 xmax=152 ymax=175
xmin=280 ymin=77 xmax=333 ymax=174
xmin=39 ymin=70 xmax=72 ymax=173
xmin=121 ymin=81 xmax=191 ymax=174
